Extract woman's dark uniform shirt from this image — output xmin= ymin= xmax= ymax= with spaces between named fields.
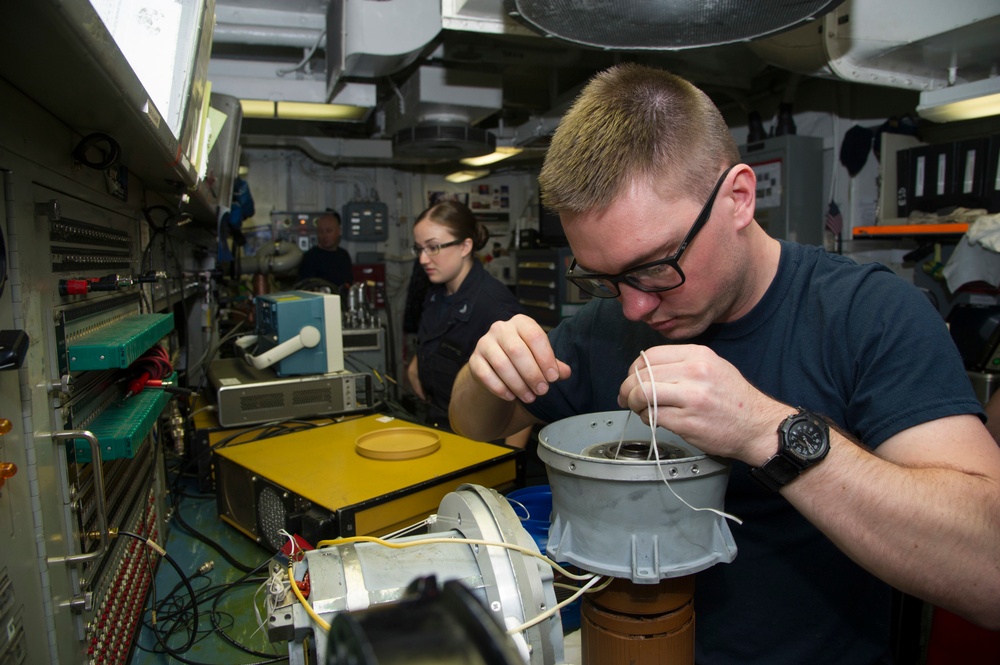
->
xmin=416 ymin=260 xmax=525 ymax=427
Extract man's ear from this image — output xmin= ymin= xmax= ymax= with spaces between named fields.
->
xmin=728 ymin=164 xmax=757 ymax=231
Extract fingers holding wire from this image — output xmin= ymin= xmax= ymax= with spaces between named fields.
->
xmin=469 ymin=314 xmax=570 ymax=403
xmin=619 ymin=359 xmax=678 ymax=426
xmin=618 ymin=344 xmax=784 ymax=463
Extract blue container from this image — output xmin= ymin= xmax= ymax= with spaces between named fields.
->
xmin=505 ymin=485 xmax=581 ymax=634
xmin=506 ymin=485 xmax=553 ymax=550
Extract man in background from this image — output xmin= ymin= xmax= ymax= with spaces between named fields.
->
xmin=298 ymin=212 xmax=353 ymax=288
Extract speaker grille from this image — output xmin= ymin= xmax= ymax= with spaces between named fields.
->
xmin=257 ymin=486 xmax=289 ymax=551
xmin=293 ymin=388 xmax=331 ymax=405
xmin=241 ymin=392 xmax=285 ymax=411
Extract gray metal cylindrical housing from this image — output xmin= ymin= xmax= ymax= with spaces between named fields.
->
xmin=539 ymin=411 xmax=737 ymax=583
xmin=281 ymin=485 xmax=563 ymax=665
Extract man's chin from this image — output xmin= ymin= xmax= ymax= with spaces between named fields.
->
xmin=648 ymin=317 xmax=701 ymax=340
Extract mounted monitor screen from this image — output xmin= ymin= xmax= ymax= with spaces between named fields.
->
xmin=89 ymin=0 xmax=214 ymax=176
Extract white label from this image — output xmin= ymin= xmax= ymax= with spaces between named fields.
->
xmin=936 ymin=153 xmax=947 ymax=195
xmin=964 ymin=149 xmax=977 ymax=194
xmin=915 ymin=156 xmax=926 ymax=198
xmin=749 ymin=159 xmax=782 ymax=209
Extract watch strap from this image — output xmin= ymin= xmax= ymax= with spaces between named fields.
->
xmin=749 ymin=453 xmax=802 ymax=492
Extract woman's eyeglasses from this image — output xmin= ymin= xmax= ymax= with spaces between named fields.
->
xmin=410 ymin=239 xmax=464 ymax=258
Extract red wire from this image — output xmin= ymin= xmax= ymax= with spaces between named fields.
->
xmin=130 ymin=344 xmax=173 ymax=381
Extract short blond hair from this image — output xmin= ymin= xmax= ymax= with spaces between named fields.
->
xmin=539 ymin=63 xmax=740 ymax=213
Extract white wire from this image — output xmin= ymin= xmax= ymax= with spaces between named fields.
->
xmin=278 ymin=529 xmax=297 ymax=558
xmin=317 ymin=535 xmax=597 ymax=582
xmin=252 ymin=578 xmax=271 ymax=640
xmin=613 ymin=409 xmax=631 ymax=459
xmin=276 ymin=30 xmax=327 ymax=77
xmin=381 ymin=517 xmax=433 ymax=540
xmin=505 ymin=574 xmax=609 ymax=635
xmin=636 ymin=351 xmax=743 ymax=525
xmin=187 ymin=404 xmax=216 ymax=418
xmin=287 ymin=532 xmax=603 ymax=636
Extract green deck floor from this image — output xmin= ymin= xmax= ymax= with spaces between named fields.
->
xmin=129 ymin=478 xmax=287 ymax=664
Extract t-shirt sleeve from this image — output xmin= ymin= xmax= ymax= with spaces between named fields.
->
xmin=840 ymin=269 xmax=984 ymax=447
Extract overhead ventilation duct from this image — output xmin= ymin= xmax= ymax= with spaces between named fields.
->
xmin=749 ymin=0 xmax=1000 ymax=94
xmin=388 ymin=65 xmax=503 ymax=161
xmin=326 ymin=0 xmax=443 ymax=101
xmin=504 ymin=0 xmax=846 ymax=50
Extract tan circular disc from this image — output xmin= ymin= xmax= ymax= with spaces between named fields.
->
xmin=355 ymin=428 xmax=441 ymax=460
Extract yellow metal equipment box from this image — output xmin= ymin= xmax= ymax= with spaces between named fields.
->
xmin=213 ymin=414 xmax=520 ymax=550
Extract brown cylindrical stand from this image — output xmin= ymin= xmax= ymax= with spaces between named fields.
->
xmin=581 ymin=575 xmax=695 ymax=665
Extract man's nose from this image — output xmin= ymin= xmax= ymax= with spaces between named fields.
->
xmin=618 ymin=284 xmax=660 ymax=322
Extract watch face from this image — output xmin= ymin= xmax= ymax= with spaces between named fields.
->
xmin=786 ymin=419 xmax=827 ymax=460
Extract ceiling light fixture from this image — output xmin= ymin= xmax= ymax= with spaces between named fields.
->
xmin=459 ymin=146 xmax=524 ymax=167
xmin=916 ymin=77 xmax=1000 ymax=123
xmin=239 ymin=100 xmax=368 ymax=121
xmin=240 ymin=99 xmax=275 ymax=118
xmin=445 ymin=169 xmax=491 ymax=183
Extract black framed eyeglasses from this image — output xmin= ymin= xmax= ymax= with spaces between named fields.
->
xmin=565 ymin=165 xmax=735 ymax=299
xmin=410 ymin=239 xmax=464 ymax=257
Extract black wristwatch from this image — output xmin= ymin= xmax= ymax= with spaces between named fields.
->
xmin=749 ymin=408 xmax=830 ymax=492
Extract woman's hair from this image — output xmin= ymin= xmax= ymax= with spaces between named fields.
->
xmin=415 ymin=200 xmax=490 ymax=252
xmin=539 ymin=62 xmax=740 ymax=214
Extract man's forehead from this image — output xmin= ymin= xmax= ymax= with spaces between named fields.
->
xmin=565 ymin=196 xmax=692 ymax=272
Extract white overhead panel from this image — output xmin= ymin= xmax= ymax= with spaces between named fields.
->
xmin=750 ymin=0 xmax=1000 ymax=93
xmin=917 ymin=77 xmax=1000 ymax=123
xmin=441 ymin=0 xmax=537 ymax=36
xmin=326 ymin=0 xmax=443 ymax=102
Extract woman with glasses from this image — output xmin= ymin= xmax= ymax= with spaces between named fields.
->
xmin=406 ymin=200 xmax=530 ymax=448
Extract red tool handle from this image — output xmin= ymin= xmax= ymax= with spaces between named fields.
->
xmin=126 ymin=371 xmax=150 ymax=398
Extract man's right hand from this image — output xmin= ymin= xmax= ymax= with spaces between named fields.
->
xmin=466 ymin=314 xmax=572 ymax=403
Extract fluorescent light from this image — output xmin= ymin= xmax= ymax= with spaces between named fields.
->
xmin=460 ymin=146 xmax=524 ymax=167
xmin=276 ymin=101 xmax=368 ymax=121
xmin=917 ymin=78 xmax=1000 ymax=123
xmin=239 ymin=100 xmax=369 ymax=121
xmin=445 ymin=169 xmax=490 ymax=183
xmin=240 ymin=100 xmax=276 ymax=118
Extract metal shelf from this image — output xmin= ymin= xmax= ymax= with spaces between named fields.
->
xmin=853 ymin=223 xmax=969 ymax=239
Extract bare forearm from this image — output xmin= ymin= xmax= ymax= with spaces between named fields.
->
xmin=449 ymin=364 xmax=537 ymax=441
xmin=504 ymin=426 xmax=533 ymax=449
xmin=785 ymin=435 xmax=1000 ymax=629
xmin=407 ymin=357 xmax=425 ymax=400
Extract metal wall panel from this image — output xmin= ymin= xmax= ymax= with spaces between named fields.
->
xmin=0 ymin=72 xmax=175 ymax=665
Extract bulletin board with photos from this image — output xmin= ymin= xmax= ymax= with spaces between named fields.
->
xmin=427 ymin=184 xmax=512 ymax=245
